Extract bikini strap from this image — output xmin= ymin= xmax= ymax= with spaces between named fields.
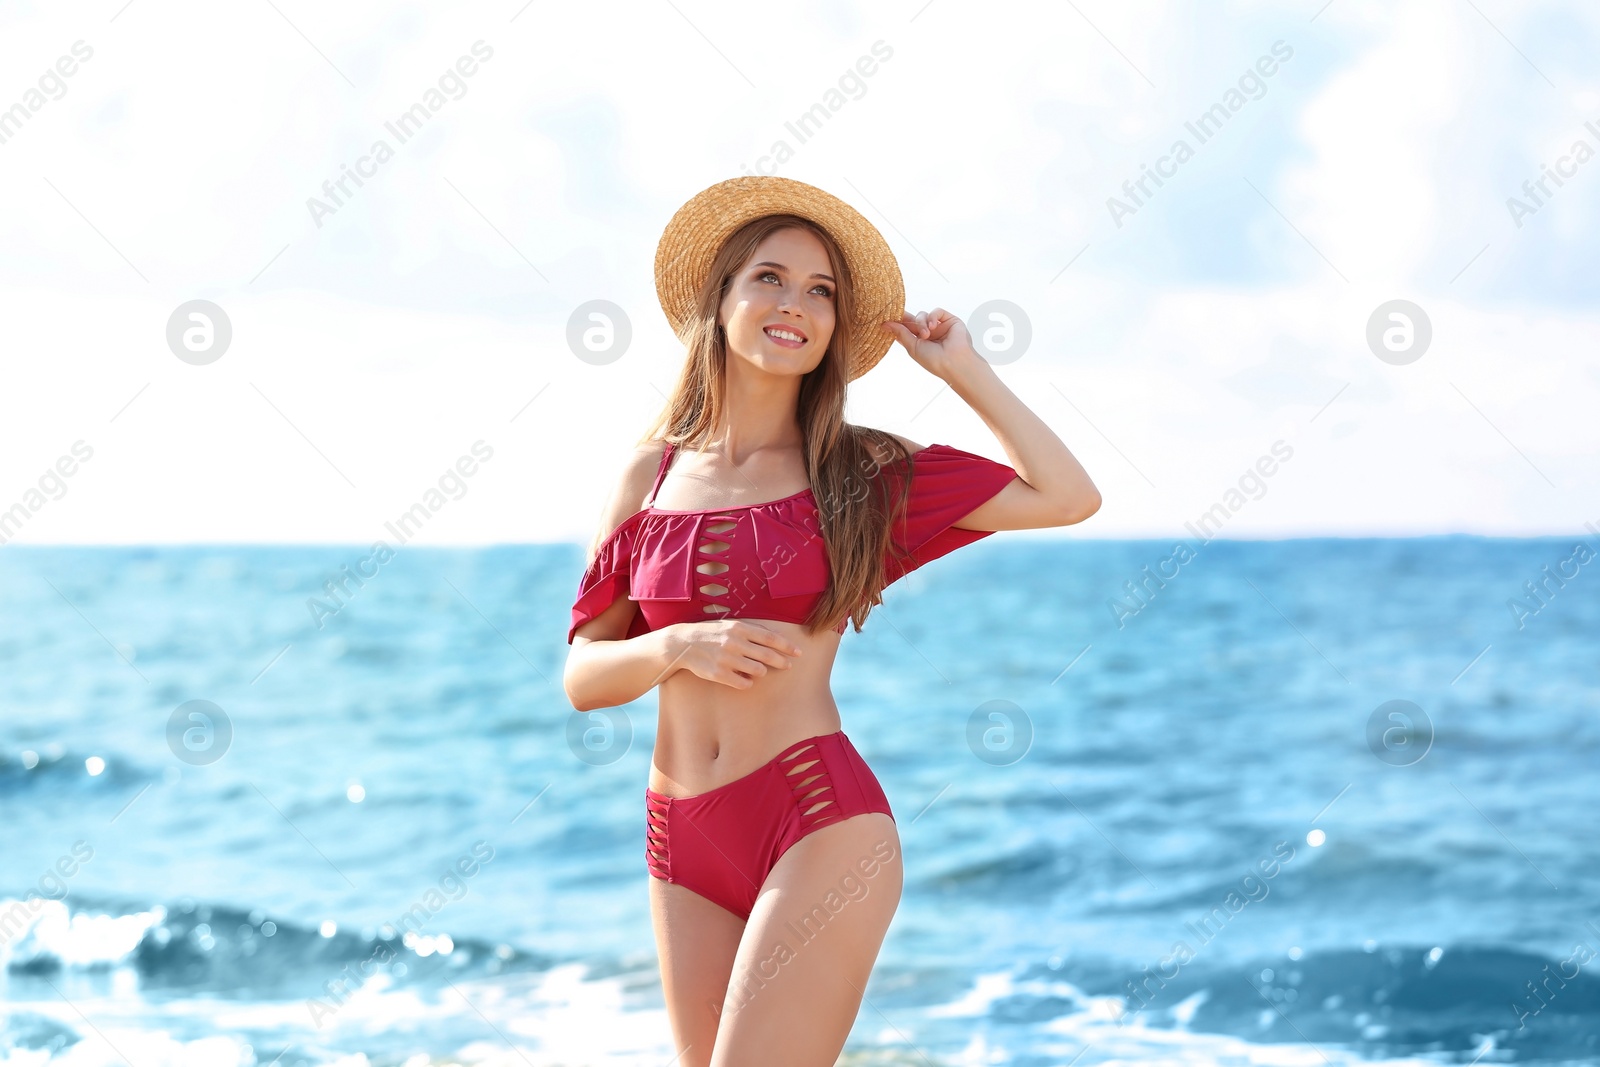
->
xmin=646 ymin=440 xmax=677 ymax=506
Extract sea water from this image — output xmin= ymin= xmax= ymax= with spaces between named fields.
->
xmin=1 ymin=537 xmax=1596 ymax=1065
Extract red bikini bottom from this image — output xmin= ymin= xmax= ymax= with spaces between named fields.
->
xmin=644 ymin=731 xmax=895 ymax=921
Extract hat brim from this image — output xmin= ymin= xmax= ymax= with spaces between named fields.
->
xmin=654 ymin=176 xmax=905 ymax=383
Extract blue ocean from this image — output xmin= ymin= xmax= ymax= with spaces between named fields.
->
xmin=2 ymin=537 xmax=1597 ymax=1066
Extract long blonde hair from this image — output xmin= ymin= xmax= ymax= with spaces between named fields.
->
xmin=640 ymin=214 xmax=914 ymax=635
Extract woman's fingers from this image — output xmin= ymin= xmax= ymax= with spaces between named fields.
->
xmin=885 ymin=313 xmax=937 ymax=345
xmin=726 ymin=622 xmax=801 ymax=671
xmin=885 ymin=320 xmax=917 ymax=347
xmin=745 ymin=631 xmax=801 ymax=670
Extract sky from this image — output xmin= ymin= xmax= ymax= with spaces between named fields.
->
xmin=1 ymin=0 xmax=1596 ymax=545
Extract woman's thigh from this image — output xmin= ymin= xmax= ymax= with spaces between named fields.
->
xmin=710 ymin=812 xmax=903 ymax=1067
xmin=649 ymin=876 xmax=747 ymax=1067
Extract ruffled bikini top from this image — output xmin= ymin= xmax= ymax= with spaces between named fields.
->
xmin=568 ymin=440 xmax=1019 ymax=643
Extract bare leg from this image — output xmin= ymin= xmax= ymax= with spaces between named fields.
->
xmin=709 ymin=813 xmax=903 ymax=1066
xmin=650 ymin=876 xmax=748 ymax=1067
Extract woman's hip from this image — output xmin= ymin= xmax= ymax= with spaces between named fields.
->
xmin=643 ymin=730 xmax=896 ymax=908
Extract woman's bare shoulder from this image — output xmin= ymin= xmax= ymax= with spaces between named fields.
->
xmin=586 ymin=439 xmax=672 ymax=555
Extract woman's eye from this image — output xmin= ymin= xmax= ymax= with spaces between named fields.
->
xmin=758 ymin=270 xmax=830 ymax=297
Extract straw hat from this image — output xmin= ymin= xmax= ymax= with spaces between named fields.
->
xmin=653 ymin=175 xmax=906 ymax=382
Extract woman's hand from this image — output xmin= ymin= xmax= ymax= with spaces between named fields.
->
xmin=662 ymin=620 xmax=803 ymax=689
xmin=882 ymin=308 xmax=987 ymax=381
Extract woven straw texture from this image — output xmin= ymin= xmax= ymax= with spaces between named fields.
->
xmin=654 ymin=175 xmax=905 ymax=382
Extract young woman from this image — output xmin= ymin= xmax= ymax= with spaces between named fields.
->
xmin=564 ymin=176 xmax=1100 ymax=1067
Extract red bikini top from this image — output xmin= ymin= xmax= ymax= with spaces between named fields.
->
xmin=568 ymin=441 xmax=1018 ymax=643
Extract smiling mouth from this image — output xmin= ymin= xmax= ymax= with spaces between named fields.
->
xmin=764 ymin=326 xmax=807 ymax=346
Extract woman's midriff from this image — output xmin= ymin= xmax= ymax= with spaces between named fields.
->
xmin=648 ymin=619 xmax=843 ymax=799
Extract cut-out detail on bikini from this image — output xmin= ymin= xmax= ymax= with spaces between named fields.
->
xmin=779 ymin=742 xmax=840 ymax=822
xmin=650 ymin=443 xmax=807 ymax=623
xmin=642 ymin=731 xmax=896 ymax=922
xmin=645 ymin=793 xmax=671 ymax=881
xmin=697 ymin=519 xmax=734 ymax=614
xmin=570 ymin=439 xmax=1019 ymax=645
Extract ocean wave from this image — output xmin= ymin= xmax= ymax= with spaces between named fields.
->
xmin=0 ymin=745 xmax=150 ymax=796
xmin=1 ymin=895 xmax=552 ymax=999
xmin=1034 ymin=942 xmax=1600 ymax=1062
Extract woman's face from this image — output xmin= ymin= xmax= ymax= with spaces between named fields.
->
xmin=717 ymin=226 xmax=837 ymax=377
